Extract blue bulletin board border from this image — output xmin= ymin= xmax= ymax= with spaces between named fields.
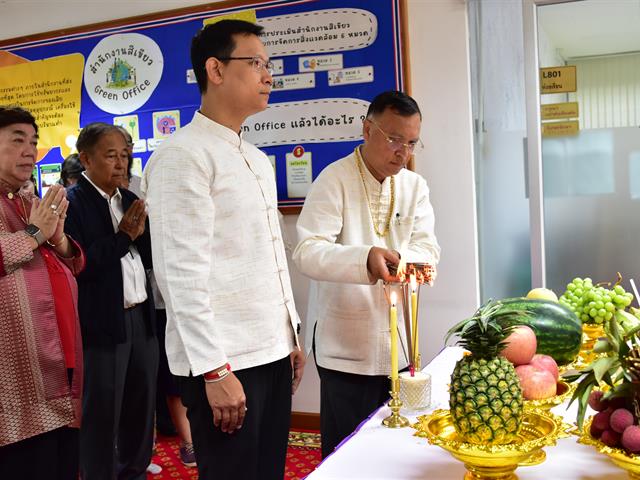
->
xmin=0 ymin=0 xmax=410 ymax=213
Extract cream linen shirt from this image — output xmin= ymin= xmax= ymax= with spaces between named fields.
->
xmin=142 ymin=111 xmax=299 ymax=376
xmin=293 ymin=151 xmax=440 ymax=376
xmin=81 ymin=172 xmax=148 ymax=308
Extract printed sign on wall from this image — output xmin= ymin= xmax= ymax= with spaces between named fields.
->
xmin=1 ymin=0 xmax=407 ymax=209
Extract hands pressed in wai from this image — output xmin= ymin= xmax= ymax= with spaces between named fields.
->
xmin=28 ymin=185 xmax=74 ymax=256
xmin=29 ymin=184 xmax=67 ymax=242
xmin=118 ymin=199 xmax=147 ymax=241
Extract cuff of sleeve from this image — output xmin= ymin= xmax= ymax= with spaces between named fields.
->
xmin=401 ymin=248 xmax=436 ymax=265
xmin=359 ymin=246 xmax=375 ymax=285
xmin=191 ymin=356 xmax=229 ymax=377
xmin=115 ymin=230 xmax=133 ymax=256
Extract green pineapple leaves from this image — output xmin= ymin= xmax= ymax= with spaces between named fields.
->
xmin=445 ymin=299 xmax=532 ymax=358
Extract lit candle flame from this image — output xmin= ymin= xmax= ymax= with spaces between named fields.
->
xmin=390 ymin=291 xmax=397 ymax=306
xmin=410 ymin=274 xmax=417 ymax=292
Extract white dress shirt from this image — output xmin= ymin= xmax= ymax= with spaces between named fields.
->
xmin=81 ymin=172 xmax=148 ymax=308
xmin=142 ymin=111 xmax=300 ymax=376
xmin=293 ymin=151 xmax=440 ymax=376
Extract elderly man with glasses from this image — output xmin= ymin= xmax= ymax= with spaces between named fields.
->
xmin=293 ymin=90 xmax=441 ymax=459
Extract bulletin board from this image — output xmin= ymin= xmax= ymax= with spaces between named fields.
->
xmin=0 ymin=0 xmax=410 ymax=212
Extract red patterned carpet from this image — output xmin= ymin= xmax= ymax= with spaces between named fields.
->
xmin=147 ymin=430 xmax=321 ymax=479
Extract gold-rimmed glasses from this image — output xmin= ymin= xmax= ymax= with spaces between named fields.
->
xmin=368 ymin=119 xmax=424 ymax=153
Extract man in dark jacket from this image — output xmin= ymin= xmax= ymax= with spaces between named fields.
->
xmin=65 ymin=122 xmax=158 ymax=480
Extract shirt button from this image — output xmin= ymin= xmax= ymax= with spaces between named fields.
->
xmin=272 ymin=236 xmax=279 ymax=242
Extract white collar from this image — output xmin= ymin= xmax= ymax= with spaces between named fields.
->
xmin=82 ymin=171 xmax=122 ymax=201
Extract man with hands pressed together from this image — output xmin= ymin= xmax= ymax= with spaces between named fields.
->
xmin=0 ymin=106 xmax=84 ymax=480
xmin=293 ymin=91 xmax=441 ymax=458
xmin=65 ymin=123 xmax=158 ymax=480
xmin=143 ymin=20 xmax=304 ymax=480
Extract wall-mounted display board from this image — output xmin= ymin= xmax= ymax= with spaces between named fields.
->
xmin=0 ymin=0 xmax=409 ymax=212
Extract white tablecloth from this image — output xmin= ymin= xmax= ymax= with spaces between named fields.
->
xmin=307 ymin=347 xmax=626 ymax=479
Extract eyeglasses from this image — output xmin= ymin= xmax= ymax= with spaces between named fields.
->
xmin=368 ymin=120 xmax=424 ymax=153
xmin=217 ymin=56 xmax=275 ymax=75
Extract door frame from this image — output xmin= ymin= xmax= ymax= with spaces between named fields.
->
xmin=522 ymin=0 xmax=580 ymax=287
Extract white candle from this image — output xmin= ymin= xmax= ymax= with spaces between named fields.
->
xmin=399 ymin=371 xmax=431 ymax=411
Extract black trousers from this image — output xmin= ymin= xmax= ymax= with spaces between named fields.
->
xmin=0 ymin=426 xmax=78 ymax=479
xmin=317 ymin=364 xmax=390 ymax=459
xmin=80 ymin=303 xmax=159 ymax=480
xmin=179 ymin=355 xmax=292 ymax=480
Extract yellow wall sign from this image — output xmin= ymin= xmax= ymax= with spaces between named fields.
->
xmin=540 ymin=66 xmax=576 ymax=94
xmin=541 ymin=102 xmax=579 ymax=120
xmin=542 ymin=120 xmax=579 ymax=137
xmin=0 ymin=53 xmax=84 ymax=159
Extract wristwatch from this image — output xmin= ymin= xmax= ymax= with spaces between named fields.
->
xmin=25 ymin=224 xmax=46 ymax=246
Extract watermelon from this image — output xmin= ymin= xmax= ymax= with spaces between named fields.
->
xmin=495 ymin=297 xmax=582 ymax=365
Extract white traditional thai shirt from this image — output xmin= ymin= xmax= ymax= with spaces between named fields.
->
xmin=293 ymin=151 xmax=440 ymax=375
xmin=142 ymin=111 xmax=299 ymax=376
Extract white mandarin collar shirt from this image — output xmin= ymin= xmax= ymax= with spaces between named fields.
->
xmin=81 ymin=172 xmax=147 ymax=308
xmin=142 ymin=111 xmax=300 ymax=376
xmin=293 ymin=151 xmax=440 ymax=376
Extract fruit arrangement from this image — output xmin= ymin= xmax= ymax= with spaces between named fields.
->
xmin=559 ymin=275 xmax=636 ymax=325
xmin=445 ymin=299 xmax=526 ymax=445
xmin=565 ymin=312 xmax=640 ymax=454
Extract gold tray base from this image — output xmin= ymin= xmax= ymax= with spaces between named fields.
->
xmin=579 ymin=417 xmax=640 ymax=479
xmin=414 ymin=409 xmax=570 ymax=480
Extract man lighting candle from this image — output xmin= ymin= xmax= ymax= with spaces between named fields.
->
xmin=293 ymin=91 xmax=440 ymax=458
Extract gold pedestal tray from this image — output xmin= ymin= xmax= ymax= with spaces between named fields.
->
xmin=524 ymin=380 xmax=576 ymax=411
xmin=414 ymin=409 xmax=571 ymax=480
xmin=579 ymin=417 xmax=640 ymax=479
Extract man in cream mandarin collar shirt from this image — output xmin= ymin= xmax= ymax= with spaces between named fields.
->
xmin=293 ymin=91 xmax=441 ymax=458
xmin=142 ymin=20 xmax=304 ymax=480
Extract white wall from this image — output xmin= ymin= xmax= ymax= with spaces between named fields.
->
xmin=0 ymin=0 xmax=479 ymax=414
xmin=406 ymin=0 xmax=479 ymax=366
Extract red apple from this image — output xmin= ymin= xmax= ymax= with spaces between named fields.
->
xmin=515 ymin=364 xmax=536 ymax=377
xmin=529 ymin=354 xmax=559 ymax=381
xmin=516 ymin=367 xmax=557 ymax=400
xmin=501 ymin=326 xmax=537 ymax=365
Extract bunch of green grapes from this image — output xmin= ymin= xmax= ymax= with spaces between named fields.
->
xmin=559 ymin=277 xmax=634 ymax=324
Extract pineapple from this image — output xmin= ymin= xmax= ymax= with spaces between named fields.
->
xmin=445 ymin=300 xmax=527 ymax=445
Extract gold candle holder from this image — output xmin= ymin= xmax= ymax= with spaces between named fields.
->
xmin=382 ymin=261 xmax=434 ymax=429
xmin=382 ymin=378 xmax=410 ymax=428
